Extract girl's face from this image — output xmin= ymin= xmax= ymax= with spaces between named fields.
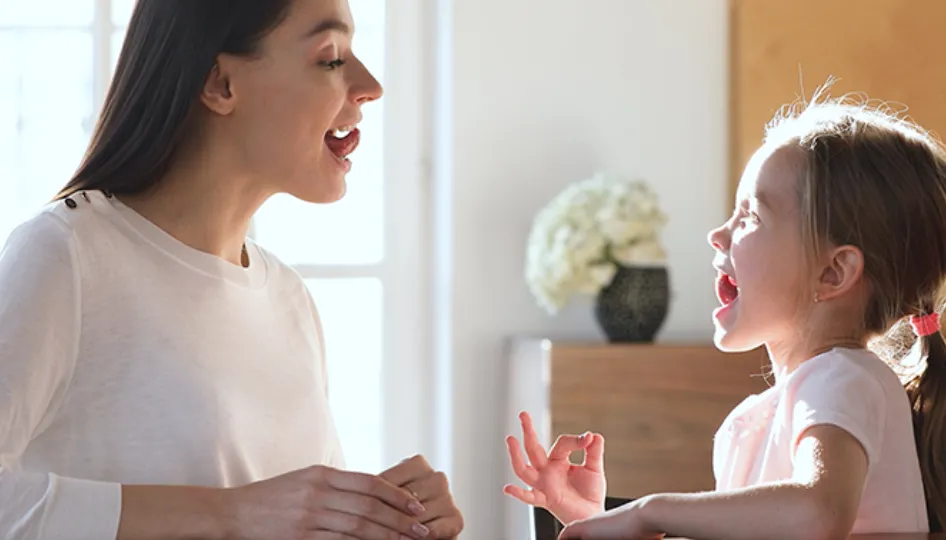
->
xmin=213 ymin=0 xmax=383 ymax=203
xmin=707 ymin=144 xmax=813 ymax=354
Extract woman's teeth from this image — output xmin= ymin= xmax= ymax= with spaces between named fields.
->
xmin=332 ymin=126 xmax=353 ymax=138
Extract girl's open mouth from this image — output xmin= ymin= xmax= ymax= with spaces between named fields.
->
xmin=716 ymin=273 xmax=739 ymax=306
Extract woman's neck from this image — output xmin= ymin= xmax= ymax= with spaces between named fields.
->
xmin=116 ymin=146 xmax=270 ymax=267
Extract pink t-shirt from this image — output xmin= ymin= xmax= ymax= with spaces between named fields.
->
xmin=713 ymin=347 xmax=928 ymax=533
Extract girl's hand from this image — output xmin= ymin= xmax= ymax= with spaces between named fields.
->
xmin=503 ymin=411 xmax=607 ymax=525
xmin=559 ymin=498 xmax=664 ymax=540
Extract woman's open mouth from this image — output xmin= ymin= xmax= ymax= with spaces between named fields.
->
xmin=324 ymin=126 xmax=361 ymax=168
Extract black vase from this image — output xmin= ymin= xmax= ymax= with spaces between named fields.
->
xmin=594 ymin=265 xmax=670 ymax=343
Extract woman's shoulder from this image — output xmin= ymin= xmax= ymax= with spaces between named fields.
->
xmin=3 ymin=199 xmax=82 ymax=254
xmin=8 ymin=193 xmax=109 ymax=245
xmin=0 ymin=199 xmax=91 ymax=295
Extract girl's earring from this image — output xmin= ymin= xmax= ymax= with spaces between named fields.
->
xmin=813 ymin=292 xmax=821 ymax=304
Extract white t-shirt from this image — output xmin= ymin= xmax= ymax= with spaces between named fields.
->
xmin=0 ymin=190 xmax=345 ymax=540
xmin=713 ymin=347 xmax=928 ymax=533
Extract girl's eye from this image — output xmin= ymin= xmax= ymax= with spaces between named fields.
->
xmin=738 ymin=211 xmax=760 ymax=228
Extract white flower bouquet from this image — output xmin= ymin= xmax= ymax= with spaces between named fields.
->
xmin=525 ymin=171 xmax=669 ymax=314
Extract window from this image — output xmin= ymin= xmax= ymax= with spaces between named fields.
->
xmin=0 ymin=0 xmax=422 ymax=475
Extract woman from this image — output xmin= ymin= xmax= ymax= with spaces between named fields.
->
xmin=0 ymin=1 xmax=463 ymax=539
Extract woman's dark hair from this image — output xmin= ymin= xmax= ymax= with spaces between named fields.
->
xmin=57 ymin=0 xmax=292 ymax=199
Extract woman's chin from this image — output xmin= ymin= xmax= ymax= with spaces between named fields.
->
xmin=286 ymin=174 xmax=348 ymax=204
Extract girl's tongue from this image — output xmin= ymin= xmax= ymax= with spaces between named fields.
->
xmin=325 ymin=128 xmax=361 ymax=159
xmin=716 ymin=274 xmax=739 ymax=306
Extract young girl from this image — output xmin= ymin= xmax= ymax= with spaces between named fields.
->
xmin=505 ymin=97 xmax=946 ymax=539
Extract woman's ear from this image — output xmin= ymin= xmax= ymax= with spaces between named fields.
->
xmin=200 ymin=60 xmax=237 ymax=115
xmin=814 ymin=244 xmax=864 ymax=302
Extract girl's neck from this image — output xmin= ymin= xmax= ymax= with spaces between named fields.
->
xmin=116 ymin=144 xmax=271 ymax=267
xmin=765 ymin=334 xmax=867 ymax=380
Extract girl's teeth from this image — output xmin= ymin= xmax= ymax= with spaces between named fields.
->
xmin=334 ymin=127 xmax=351 ymax=138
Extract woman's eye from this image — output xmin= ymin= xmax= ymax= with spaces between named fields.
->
xmin=320 ymin=58 xmax=346 ymax=70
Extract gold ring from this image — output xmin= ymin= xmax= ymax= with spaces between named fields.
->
xmin=408 ymin=488 xmax=419 ymax=499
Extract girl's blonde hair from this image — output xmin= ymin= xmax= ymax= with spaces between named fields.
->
xmin=765 ymin=92 xmax=946 ymax=531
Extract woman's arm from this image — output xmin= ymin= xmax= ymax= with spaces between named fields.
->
xmin=562 ymin=424 xmax=869 ymax=540
xmin=116 ymin=486 xmax=228 ymax=540
xmin=0 ymin=214 xmax=127 ymax=540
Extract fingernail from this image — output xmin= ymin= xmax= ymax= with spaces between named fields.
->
xmin=412 ymin=522 xmax=430 ymax=538
xmin=409 ymin=500 xmax=426 ymax=515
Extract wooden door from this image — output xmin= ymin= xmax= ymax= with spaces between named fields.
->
xmin=730 ymin=0 xmax=946 ymax=203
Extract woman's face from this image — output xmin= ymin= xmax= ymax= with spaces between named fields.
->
xmin=216 ymin=0 xmax=382 ymax=203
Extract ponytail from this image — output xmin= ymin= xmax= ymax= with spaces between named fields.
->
xmin=905 ymin=327 xmax=946 ymax=532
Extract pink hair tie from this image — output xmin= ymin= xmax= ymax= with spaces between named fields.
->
xmin=911 ymin=312 xmax=941 ymax=337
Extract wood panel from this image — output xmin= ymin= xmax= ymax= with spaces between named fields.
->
xmin=549 ymin=344 xmax=769 ymax=499
xmin=730 ymin=0 xmax=946 ymax=202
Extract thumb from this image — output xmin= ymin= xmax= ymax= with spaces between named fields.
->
xmin=548 ymin=432 xmax=593 ymax=461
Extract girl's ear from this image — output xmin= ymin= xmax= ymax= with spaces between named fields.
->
xmin=814 ymin=244 xmax=864 ymax=302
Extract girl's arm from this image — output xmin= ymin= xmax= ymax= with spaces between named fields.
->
xmin=641 ymin=425 xmax=866 ymax=540
xmin=562 ymin=424 xmax=869 ymax=540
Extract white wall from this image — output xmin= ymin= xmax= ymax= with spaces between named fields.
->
xmin=431 ymin=1 xmax=731 ymax=538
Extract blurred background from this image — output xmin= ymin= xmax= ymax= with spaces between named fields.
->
xmin=1 ymin=1 xmax=943 ymax=538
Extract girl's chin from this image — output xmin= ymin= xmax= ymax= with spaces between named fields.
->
xmin=711 ymin=300 xmax=758 ymax=352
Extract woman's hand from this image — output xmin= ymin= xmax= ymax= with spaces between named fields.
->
xmin=503 ymin=411 xmax=607 ymax=525
xmin=381 ymin=455 xmax=464 ymax=539
xmin=223 ymin=465 xmax=432 ymax=540
xmin=558 ymin=498 xmax=663 ymax=540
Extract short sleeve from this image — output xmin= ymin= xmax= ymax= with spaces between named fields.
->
xmin=789 ymin=357 xmax=887 ymax=469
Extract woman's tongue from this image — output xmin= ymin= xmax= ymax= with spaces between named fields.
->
xmin=325 ymin=128 xmax=360 ymax=159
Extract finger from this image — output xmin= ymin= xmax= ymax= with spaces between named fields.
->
xmin=319 ymin=467 xmax=426 ymax=517
xmin=321 ymin=491 xmax=428 ymax=539
xmin=403 ymin=470 xmax=449 ymax=503
xmin=502 ymin=483 xmax=545 ymax=506
xmin=582 ymin=433 xmax=605 ymax=472
xmin=519 ymin=411 xmax=548 ymax=468
xmin=381 ymin=454 xmax=431 ymax=487
xmin=423 ymin=515 xmax=465 ymax=539
xmin=506 ymin=435 xmax=540 ymax=486
xmin=548 ymin=432 xmax=593 ymax=462
xmin=313 ymin=509 xmax=429 ymax=540
xmin=413 ymin=491 xmax=457 ymax=522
